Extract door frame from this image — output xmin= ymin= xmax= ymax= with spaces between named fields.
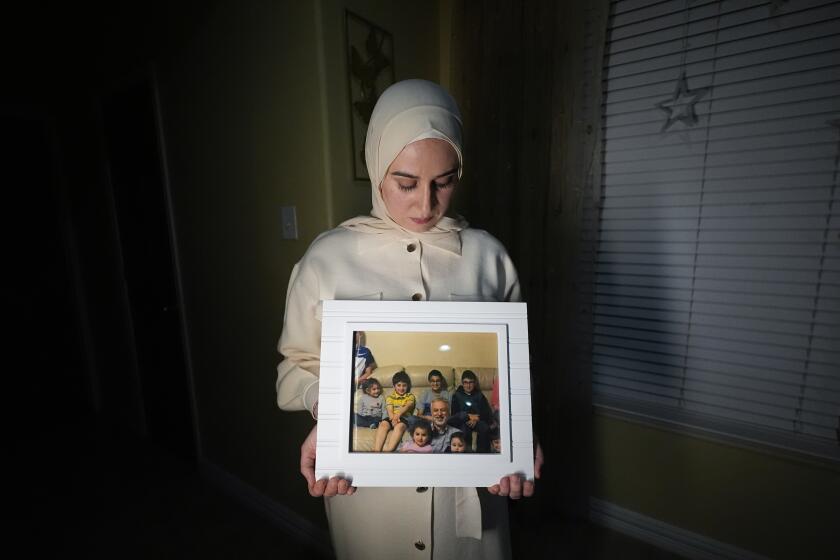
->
xmin=97 ymin=63 xmax=202 ymax=460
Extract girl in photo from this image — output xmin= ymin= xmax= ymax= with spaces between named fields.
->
xmin=355 ymin=378 xmax=385 ymax=429
xmin=399 ymin=419 xmax=434 ymax=453
xmin=448 ymin=431 xmax=467 ymax=453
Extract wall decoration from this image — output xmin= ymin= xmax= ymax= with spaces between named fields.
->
xmin=345 ymin=10 xmax=395 ymax=181
xmin=655 ymin=70 xmax=709 ymax=132
xmin=654 ymin=0 xmax=718 ymax=133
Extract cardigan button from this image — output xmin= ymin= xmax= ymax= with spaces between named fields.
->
xmin=411 ymin=293 xmax=422 ymax=301
xmin=416 ymin=486 xmax=428 ymax=493
xmin=407 ymin=243 xmax=417 ymax=252
xmin=414 ymin=540 xmax=426 ymax=551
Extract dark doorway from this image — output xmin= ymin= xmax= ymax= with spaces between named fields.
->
xmin=100 ymin=77 xmax=194 ymax=459
xmin=3 ymin=114 xmax=89 ymax=428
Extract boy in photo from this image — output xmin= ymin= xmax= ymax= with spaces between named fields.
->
xmin=416 ymin=369 xmax=450 ymax=423
xmin=353 ymin=331 xmax=377 ymax=387
xmin=450 ymin=370 xmax=493 ymax=452
xmin=373 ymin=371 xmax=416 ymax=452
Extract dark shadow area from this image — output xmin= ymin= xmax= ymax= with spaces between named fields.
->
xmin=15 ymin=413 xmax=329 ymax=559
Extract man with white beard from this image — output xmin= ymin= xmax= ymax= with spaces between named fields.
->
xmin=428 ymin=397 xmax=460 ymax=453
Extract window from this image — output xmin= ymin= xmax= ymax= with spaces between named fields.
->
xmin=592 ymin=0 xmax=840 ymax=458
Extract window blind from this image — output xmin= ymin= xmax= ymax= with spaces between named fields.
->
xmin=592 ymin=0 xmax=840 ymax=458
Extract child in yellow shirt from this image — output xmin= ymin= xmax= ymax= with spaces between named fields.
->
xmin=373 ymin=371 xmax=416 ymax=452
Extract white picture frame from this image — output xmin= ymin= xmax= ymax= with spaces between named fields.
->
xmin=316 ymin=300 xmax=534 ymax=487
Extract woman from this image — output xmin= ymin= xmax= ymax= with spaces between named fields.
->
xmin=276 ymin=79 xmax=541 ymax=560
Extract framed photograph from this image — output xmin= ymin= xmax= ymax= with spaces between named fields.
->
xmin=345 ymin=10 xmax=395 ymax=180
xmin=315 ymin=300 xmax=534 ymax=487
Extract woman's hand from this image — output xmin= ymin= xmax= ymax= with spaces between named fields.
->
xmin=487 ymin=442 xmax=543 ymax=499
xmin=300 ymin=425 xmax=356 ymax=497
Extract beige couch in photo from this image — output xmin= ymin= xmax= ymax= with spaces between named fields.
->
xmin=352 ymin=365 xmax=497 ymax=452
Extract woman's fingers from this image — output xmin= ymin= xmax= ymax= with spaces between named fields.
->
xmin=337 ymin=477 xmax=352 ymax=495
xmin=534 ymin=443 xmax=544 ymax=479
xmin=508 ymin=475 xmax=523 ymax=499
xmin=490 ymin=474 xmax=535 ymax=499
xmin=300 ymin=426 xmax=319 ymax=493
xmin=523 ymin=479 xmax=535 ymax=498
xmin=498 ymin=476 xmax=511 ymax=497
xmin=308 ymin=475 xmax=355 ymax=498
xmin=309 ymin=477 xmax=328 ymax=497
xmin=323 ymin=476 xmax=338 ymax=497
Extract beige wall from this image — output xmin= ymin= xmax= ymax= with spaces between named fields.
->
xmin=593 ymin=414 xmax=840 ymax=559
xmin=156 ymin=0 xmax=442 ymax=530
xmin=366 ymin=331 xmax=497 ymax=367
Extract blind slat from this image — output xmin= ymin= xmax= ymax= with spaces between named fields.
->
xmin=600 ymin=201 xmax=831 ymax=220
xmin=605 ymin=96 xmax=840 ymax=137
xmin=608 ymin=1 xmax=840 ymax=55
xmin=600 ymin=240 xmax=831 ymax=257
xmin=605 ymin=128 xmax=839 ymax=161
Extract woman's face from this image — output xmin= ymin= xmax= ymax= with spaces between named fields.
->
xmin=380 ymin=138 xmax=459 ymax=232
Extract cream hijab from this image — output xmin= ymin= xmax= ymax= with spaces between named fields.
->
xmin=340 ymin=79 xmax=469 ymax=251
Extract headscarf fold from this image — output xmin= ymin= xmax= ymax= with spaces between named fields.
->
xmin=340 ymin=79 xmax=468 ymax=250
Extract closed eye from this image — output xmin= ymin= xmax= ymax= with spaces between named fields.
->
xmin=435 ymin=173 xmax=457 ymax=189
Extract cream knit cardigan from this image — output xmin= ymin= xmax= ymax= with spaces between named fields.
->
xmin=275 ymin=225 xmax=520 ymax=414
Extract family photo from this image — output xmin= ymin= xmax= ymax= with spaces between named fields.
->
xmin=349 ymin=330 xmax=502 ymax=455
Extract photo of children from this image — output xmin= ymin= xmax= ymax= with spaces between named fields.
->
xmin=349 ymin=330 xmax=502 ymax=454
